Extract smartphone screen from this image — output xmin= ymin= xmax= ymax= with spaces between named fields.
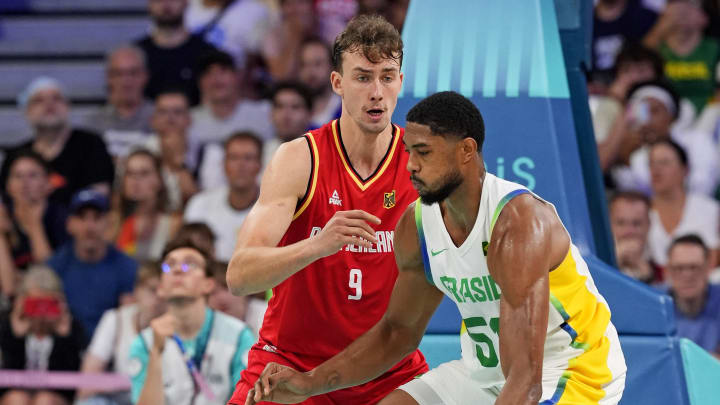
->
xmin=23 ymin=296 xmax=61 ymax=319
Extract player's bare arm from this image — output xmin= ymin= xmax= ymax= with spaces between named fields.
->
xmin=487 ymin=193 xmax=570 ymax=405
xmin=227 ymin=138 xmax=381 ymax=296
xmin=246 ymin=203 xmax=445 ymax=404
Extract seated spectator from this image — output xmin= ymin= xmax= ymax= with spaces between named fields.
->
xmin=49 ymin=189 xmax=137 ymax=343
xmin=0 ymin=77 xmax=115 ymax=205
xmin=609 ymin=191 xmax=663 ymax=284
xmin=591 ymin=43 xmax=665 ymax=143
xmin=262 ymin=81 xmax=314 ymax=169
xmin=648 ymin=139 xmax=720 ymax=266
xmin=0 ymin=151 xmax=68 ymax=298
xmin=112 ymin=150 xmax=182 ymax=262
xmin=184 ymin=0 xmax=274 ymax=68
xmin=77 ymin=261 xmax=165 ymax=405
xmin=128 ymin=238 xmax=254 ymax=405
xmin=185 ymin=133 xmax=261 ymax=262
xmin=599 ymin=80 xmax=720 ymax=195
xmin=146 ymin=90 xmax=199 ymax=210
xmin=298 ymin=37 xmax=341 ymax=129
xmin=591 ymin=0 xmax=660 ymax=87
xmin=189 ymin=50 xmax=272 ymax=176
xmin=135 ymin=0 xmax=217 ymax=105
xmin=649 ymin=0 xmax=719 ymax=115
xmin=83 ymin=45 xmax=154 ymax=159
xmin=0 ymin=265 xmax=85 ymax=405
xmin=261 ymin=0 xmax=319 ymax=80
xmin=665 ymin=234 xmax=720 ymax=357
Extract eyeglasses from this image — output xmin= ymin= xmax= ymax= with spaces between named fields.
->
xmin=161 ymin=261 xmax=203 ymax=273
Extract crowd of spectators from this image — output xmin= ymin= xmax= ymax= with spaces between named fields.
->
xmin=592 ymin=0 xmax=720 ymax=358
xmin=4 ymin=0 xmax=720 ymax=403
xmin=0 ymin=0 xmax=409 ymax=404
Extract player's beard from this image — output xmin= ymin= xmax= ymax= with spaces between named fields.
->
xmin=416 ymin=168 xmax=463 ymax=205
xmin=154 ymin=14 xmax=184 ymax=29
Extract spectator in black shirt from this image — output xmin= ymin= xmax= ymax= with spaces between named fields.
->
xmin=0 ymin=151 xmax=68 ymax=298
xmin=592 ymin=0 xmax=659 ymax=87
xmin=135 ymin=0 xmax=218 ymax=105
xmin=0 ymin=265 xmax=85 ymax=405
xmin=0 ymin=77 xmax=115 ymax=207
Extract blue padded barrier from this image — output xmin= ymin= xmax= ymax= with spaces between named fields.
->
xmin=585 ymin=254 xmax=676 ymax=336
xmin=619 ymin=335 xmax=689 ymax=405
xmin=680 ymin=339 xmax=720 ymax=404
xmin=418 ymin=335 xmax=462 ymax=369
xmin=425 ymin=297 xmax=462 ymax=335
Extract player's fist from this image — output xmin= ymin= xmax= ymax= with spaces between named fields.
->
xmin=150 ymin=313 xmax=177 ymax=353
xmin=310 ymin=210 xmax=381 ymax=258
xmin=245 ymin=362 xmax=314 ymax=405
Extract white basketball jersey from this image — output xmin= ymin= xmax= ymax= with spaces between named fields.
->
xmin=414 ymin=173 xmax=626 ymax=399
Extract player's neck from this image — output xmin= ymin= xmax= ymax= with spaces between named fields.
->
xmin=168 ymin=298 xmax=207 ymax=339
xmin=442 ymin=168 xmax=485 ymax=236
xmin=337 ymin=115 xmax=393 ymax=179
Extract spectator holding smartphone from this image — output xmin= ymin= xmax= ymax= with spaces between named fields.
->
xmin=0 ymin=265 xmax=85 ymax=405
xmin=598 ymin=80 xmax=720 ymax=195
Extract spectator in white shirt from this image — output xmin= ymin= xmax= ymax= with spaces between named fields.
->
xmin=188 ymin=50 xmax=272 ymax=172
xmin=184 ymin=0 xmax=274 ymax=68
xmin=83 ymin=45 xmax=154 ymax=159
xmin=184 ymin=132 xmax=261 ymax=262
xmin=648 ymin=139 xmax=720 ymax=267
xmin=76 ymin=262 xmax=165 ymax=405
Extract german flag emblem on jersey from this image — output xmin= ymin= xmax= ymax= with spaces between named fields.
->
xmin=383 ymin=190 xmax=396 ymax=209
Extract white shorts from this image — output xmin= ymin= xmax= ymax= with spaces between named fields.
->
xmin=398 ymin=360 xmax=625 ymax=405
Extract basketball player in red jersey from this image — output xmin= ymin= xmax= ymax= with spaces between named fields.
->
xmin=226 ymin=14 xmax=428 ymax=405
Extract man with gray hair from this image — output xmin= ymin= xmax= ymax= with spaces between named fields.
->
xmin=82 ymin=45 xmax=155 ymax=159
xmin=0 ymin=77 xmax=115 ymax=206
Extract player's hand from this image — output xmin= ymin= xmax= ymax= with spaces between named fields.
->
xmin=311 ymin=210 xmax=381 ymax=258
xmin=245 ymin=362 xmax=315 ymax=404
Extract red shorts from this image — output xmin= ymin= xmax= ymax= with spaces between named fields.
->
xmin=228 ymin=341 xmax=428 ymax=405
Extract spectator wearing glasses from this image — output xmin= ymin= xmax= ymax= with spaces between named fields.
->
xmin=128 ymin=238 xmax=254 ymax=405
xmin=664 ymin=234 xmax=720 ymax=357
xmin=77 ymin=261 xmax=166 ymax=405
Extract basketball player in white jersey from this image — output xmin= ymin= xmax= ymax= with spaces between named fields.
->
xmin=245 ymin=91 xmax=626 ymax=405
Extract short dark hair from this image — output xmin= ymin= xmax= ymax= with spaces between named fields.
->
xmin=668 ymin=234 xmax=709 ymax=259
xmin=406 ymin=91 xmax=485 ymax=152
xmin=615 ymin=42 xmax=665 ymax=80
xmin=197 ymin=50 xmax=236 ymax=77
xmin=178 ymin=222 xmax=216 ymax=253
xmin=3 ymin=149 xmax=51 ymax=195
xmin=300 ymin=36 xmax=332 ymax=64
xmin=225 ymin=131 xmax=264 ymax=160
xmin=332 ymin=14 xmax=403 ymax=72
xmin=154 ymin=87 xmax=190 ymax=104
xmin=161 ymin=237 xmax=215 ymax=278
xmin=650 ymin=138 xmax=688 ymax=168
xmin=271 ymin=80 xmax=313 ymax=111
xmin=609 ymin=190 xmax=650 ymax=211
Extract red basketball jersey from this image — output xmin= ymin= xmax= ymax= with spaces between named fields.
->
xmin=259 ymin=119 xmax=425 ymax=369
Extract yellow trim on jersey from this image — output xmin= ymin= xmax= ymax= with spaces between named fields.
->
xmin=545 ymin=247 xmax=614 ymax=404
xmin=331 ymin=120 xmax=400 ymax=191
xmin=293 ymin=133 xmax=319 ymax=220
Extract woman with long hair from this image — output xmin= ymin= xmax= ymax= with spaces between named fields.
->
xmin=111 ymin=149 xmax=181 ymax=262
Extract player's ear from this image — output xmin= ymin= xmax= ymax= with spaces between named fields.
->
xmin=331 ymin=71 xmax=343 ymax=97
xmin=460 ymin=138 xmax=478 ymax=163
